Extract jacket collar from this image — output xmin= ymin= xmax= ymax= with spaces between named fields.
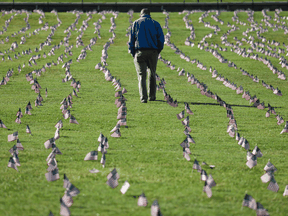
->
xmin=141 ymin=14 xmax=151 ymax=18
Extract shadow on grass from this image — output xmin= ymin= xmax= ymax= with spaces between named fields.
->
xmin=154 ymin=100 xmax=282 ymax=108
xmin=61 ymin=128 xmax=78 ymax=131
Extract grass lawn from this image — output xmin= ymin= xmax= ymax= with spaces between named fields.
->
xmin=0 ymin=0 xmax=287 ymax=3
xmin=0 ymin=8 xmax=288 ymax=216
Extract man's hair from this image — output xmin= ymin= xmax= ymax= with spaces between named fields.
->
xmin=140 ymin=8 xmax=150 ymax=16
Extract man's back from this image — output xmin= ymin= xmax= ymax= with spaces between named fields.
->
xmin=129 ymin=14 xmax=164 ymax=57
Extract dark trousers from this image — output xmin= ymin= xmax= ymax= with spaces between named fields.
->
xmin=134 ymin=49 xmax=158 ymax=102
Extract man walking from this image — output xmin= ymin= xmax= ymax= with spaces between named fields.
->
xmin=128 ymin=8 xmax=164 ymax=103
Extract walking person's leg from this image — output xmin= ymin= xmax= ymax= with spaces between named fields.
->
xmin=147 ymin=50 xmax=158 ymax=101
xmin=134 ymin=50 xmax=148 ymax=103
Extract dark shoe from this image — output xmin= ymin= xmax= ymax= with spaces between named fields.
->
xmin=149 ymin=98 xmax=156 ymax=101
xmin=141 ymin=100 xmax=147 ymax=103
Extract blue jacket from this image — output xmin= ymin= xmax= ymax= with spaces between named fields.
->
xmin=128 ymin=14 xmax=164 ymax=57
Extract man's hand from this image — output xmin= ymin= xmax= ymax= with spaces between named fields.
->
xmin=128 ymin=49 xmax=135 ymax=58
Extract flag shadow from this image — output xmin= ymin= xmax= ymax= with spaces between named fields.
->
xmin=154 ymin=100 xmax=282 ymax=109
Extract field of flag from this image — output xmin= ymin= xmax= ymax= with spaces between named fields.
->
xmin=1 ymin=8 xmax=288 ymax=216
xmin=0 ymin=0 xmax=285 ymax=3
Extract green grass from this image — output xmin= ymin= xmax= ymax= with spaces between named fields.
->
xmin=0 ymin=0 xmax=287 ymax=3
xmin=0 ymin=9 xmax=288 ymax=216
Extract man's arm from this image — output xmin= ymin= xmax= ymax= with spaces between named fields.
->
xmin=156 ymin=22 xmax=164 ymax=54
xmin=128 ymin=23 xmax=136 ymax=57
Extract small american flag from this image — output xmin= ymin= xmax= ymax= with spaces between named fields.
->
xmin=111 ymin=129 xmax=121 ymax=138
xmin=107 ymin=168 xmax=120 ymax=180
xmin=184 ymin=124 xmax=192 ymax=132
xmin=151 ymin=200 xmax=161 ymax=216
xmin=9 ymin=145 xmax=18 ymax=155
xmin=52 ymin=144 xmax=62 ymax=155
xmin=100 ymin=153 xmax=106 ymax=167
xmin=47 ymin=164 xmax=57 ymax=172
xmin=0 ymin=119 xmax=7 ymax=128
xmin=66 ymin=184 xmax=80 ymax=197
xmin=242 ymin=194 xmax=257 ymax=210
xmin=201 ymin=170 xmax=207 ymax=181
xmin=118 ymin=106 xmax=127 ymax=115
xmin=264 ymin=161 xmax=277 ymax=172
xmin=8 ymin=157 xmax=18 ymax=171
xmin=26 ymin=125 xmax=31 ymax=134
xmin=72 ymin=89 xmax=78 ymax=97
xmin=16 ymin=108 xmax=23 ymax=118
xmin=55 ymin=120 xmax=63 ymax=129
xmin=246 ymin=155 xmax=257 ymax=169
xmin=182 ymin=138 xmax=190 ymax=148
xmin=122 ymin=87 xmax=127 ymax=94
xmin=98 ymin=132 xmax=104 ymax=143
xmin=235 ymin=132 xmax=240 ymax=141
xmin=63 ymin=110 xmax=70 ymax=119
xmin=176 ymin=110 xmax=185 ymax=120
xmin=47 ymin=157 xmax=57 ymax=167
xmin=16 ymin=139 xmax=24 ymax=150
xmin=63 ymin=175 xmax=79 ymax=196
xmin=203 ymin=181 xmax=212 ymax=198
xmin=120 ymin=181 xmax=130 ymax=194
xmin=69 ymin=115 xmax=79 ymax=124
xmin=54 ymin=129 xmax=60 ymax=140
xmin=117 ymin=112 xmax=127 ymax=120
xmin=183 ymin=128 xmax=190 ymax=135
xmin=280 ymin=121 xmax=288 ymax=134
xmin=45 ymin=168 xmax=60 ymax=182
xmin=186 ymin=134 xmax=195 ymax=143
xmin=182 ymin=116 xmax=190 ymax=125
xmin=103 ymin=137 xmax=109 ymax=149
xmin=184 ymin=102 xmax=194 ymax=115
xmin=37 ymin=93 xmax=43 ymax=102
xmin=260 ymin=172 xmax=272 ymax=183
xmin=60 ymin=198 xmax=70 ymax=216
xmin=283 ymin=185 xmax=288 ymax=196
xmin=183 ymin=149 xmax=191 ymax=161
xmin=241 ymin=138 xmax=250 ymax=150
xmin=100 ymin=143 xmax=107 ymax=154
xmin=267 ymin=177 xmax=279 ymax=192
xmin=110 ymin=124 xmax=120 ymax=133
xmin=256 ymin=202 xmax=269 ymax=216
xmin=63 ymin=174 xmax=71 ymax=189
xmin=8 ymin=131 xmax=18 ymax=142
xmin=62 ymin=191 xmax=73 ymax=207
xmin=44 ymin=138 xmax=55 ymax=149
xmin=137 ymin=193 xmax=148 ymax=207
xmin=15 ymin=116 xmax=21 ymax=124
xmin=252 ymin=146 xmax=263 ymax=158
xmin=106 ymin=176 xmax=118 ymax=189
xmin=84 ymin=151 xmax=98 ymax=161
xmin=257 ymin=102 xmax=265 ymax=110
xmin=25 ymin=106 xmax=31 ymax=115
xmin=116 ymin=100 xmax=125 ymax=108
xmin=115 ymin=91 xmax=122 ymax=97
xmin=193 ymin=159 xmax=201 ymax=172
xmin=207 ymin=174 xmax=216 ymax=188
xmin=13 ymin=152 xmax=20 ymax=166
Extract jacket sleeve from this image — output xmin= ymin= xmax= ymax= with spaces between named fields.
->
xmin=156 ymin=22 xmax=164 ymax=54
xmin=128 ymin=22 xmax=136 ymax=57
